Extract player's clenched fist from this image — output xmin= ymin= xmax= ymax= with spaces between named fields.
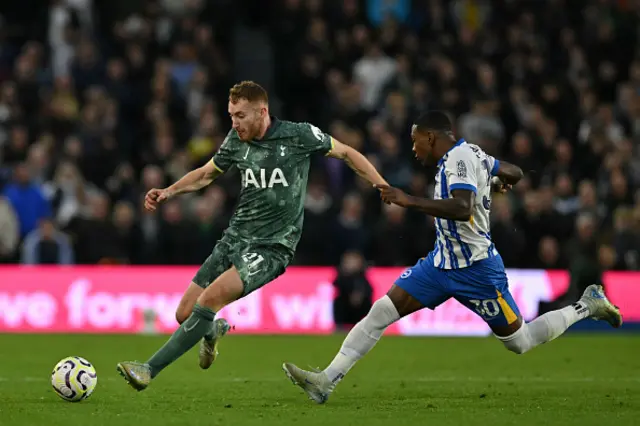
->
xmin=144 ymin=188 xmax=172 ymax=211
xmin=491 ymin=176 xmax=512 ymax=194
xmin=375 ymin=184 xmax=411 ymax=207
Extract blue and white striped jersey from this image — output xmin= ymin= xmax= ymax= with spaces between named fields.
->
xmin=430 ymin=139 xmax=500 ymax=269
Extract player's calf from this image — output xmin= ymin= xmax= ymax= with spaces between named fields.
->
xmin=498 ymin=302 xmax=590 ymax=355
xmin=496 ymin=322 xmax=534 ymax=355
xmin=284 ymin=291 xmax=410 ymax=403
xmin=496 ymin=285 xmax=622 ymax=355
xmin=323 ymin=295 xmax=400 ymax=385
xmin=175 ymin=282 xmax=205 ymax=324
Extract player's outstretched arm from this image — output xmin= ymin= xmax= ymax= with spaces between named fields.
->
xmin=144 ymin=160 xmax=223 ymax=211
xmin=165 ymin=160 xmax=223 ymax=197
xmin=376 ymin=185 xmax=474 ymax=221
xmin=494 ymin=160 xmax=523 ymax=185
xmin=327 ymin=139 xmax=388 ymax=186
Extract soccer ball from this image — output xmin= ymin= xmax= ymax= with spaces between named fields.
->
xmin=51 ymin=356 xmax=98 ymax=402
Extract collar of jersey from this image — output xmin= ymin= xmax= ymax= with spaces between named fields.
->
xmin=437 ymin=138 xmax=466 ymax=167
xmin=257 ymin=116 xmax=280 ymax=140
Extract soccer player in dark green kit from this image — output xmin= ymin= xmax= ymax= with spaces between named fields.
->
xmin=116 ymin=81 xmax=388 ymax=391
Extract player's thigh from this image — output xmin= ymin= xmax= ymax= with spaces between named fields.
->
xmin=387 ymin=285 xmax=425 ymax=318
xmin=192 ymin=240 xmax=232 ymax=290
xmin=197 ymin=243 xmax=291 ymax=311
xmin=229 ymin=244 xmax=291 ymax=296
xmin=190 ymin=240 xmax=236 ymax=312
xmin=392 ymin=258 xmax=449 ymax=317
xmin=175 ymin=282 xmax=204 ymax=324
xmin=449 ymin=256 xmax=523 ymax=336
xmin=459 ymin=289 xmax=523 ymax=337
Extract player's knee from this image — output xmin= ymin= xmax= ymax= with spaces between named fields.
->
xmin=505 ymin=342 xmax=528 ymax=355
xmin=175 ymin=308 xmax=189 ymax=325
xmin=196 ymin=290 xmax=227 ymax=312
xmin=175 ymin=300 xmax=195 ymax=324
xmin=197 ymin=271 xmax=243 ymax=311
xmin=497 ymin=323 xmax=533 ymax=355
xmin=176 ymin=282 xmax=205 ymax=324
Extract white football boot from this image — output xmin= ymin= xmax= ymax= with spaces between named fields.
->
xmin=579 ymin=284 xmax=623 ymax=328
xmin=282 ymin=362 xmax=335 ymax=404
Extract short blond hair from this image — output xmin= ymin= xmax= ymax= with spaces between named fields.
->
xmin=229 ymin=81 xmax=268 ymax=104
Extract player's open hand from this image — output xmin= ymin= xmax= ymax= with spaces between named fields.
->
xmin=375 ymin=184 xmax=411 ymax=207
xmin=144 ymin=188 xmax=172 ymax=211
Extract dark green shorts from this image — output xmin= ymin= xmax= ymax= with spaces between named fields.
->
xmin=192 ymin=235 xmax=292 ymax=295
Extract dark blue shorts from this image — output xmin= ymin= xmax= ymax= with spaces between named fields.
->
xmin=394 ymin=253 xmax=521 ymax=327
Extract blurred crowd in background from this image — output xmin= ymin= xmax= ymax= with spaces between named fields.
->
xmin=0 ymin=0 xmax=639 ymax=295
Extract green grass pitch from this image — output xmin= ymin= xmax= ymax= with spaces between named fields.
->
xmin=1 ymin=334 xmax=639 ymax=426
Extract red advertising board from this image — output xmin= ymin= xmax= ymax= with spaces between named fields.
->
xmin=0 ymin=266 xmax=637 ymax=335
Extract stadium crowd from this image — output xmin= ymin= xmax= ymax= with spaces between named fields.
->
xmin=0 ymin=0 xmax=638 ymax=282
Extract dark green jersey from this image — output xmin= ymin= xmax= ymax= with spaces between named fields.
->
xmin=211 ymin=118 xmax=333 ymax=251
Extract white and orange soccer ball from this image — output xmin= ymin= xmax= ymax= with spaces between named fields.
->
xmin=51 ymin=356 xmax=98 ymax=402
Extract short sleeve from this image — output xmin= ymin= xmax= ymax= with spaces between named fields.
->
xmin=445 ymin=147 xmax=478 ymax=194
xmin=298 ymin=123 xmax=334 ymax=155
xmin=211 ymin=131 xmax=235 ymax=172
xmin=489 ymin=156 xmax=500 ymax=176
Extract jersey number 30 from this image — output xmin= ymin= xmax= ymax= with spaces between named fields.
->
xmin=469 ymin=298 xmax=501 ymax=318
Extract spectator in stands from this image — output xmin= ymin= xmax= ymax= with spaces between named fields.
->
xmin=491 ymin=195 xmax=526 ymax=268
xmin=158 ymin=198 xmax=200 ymax=265
xmin=2 ymin=125 xmax=30 ymax=168
xmin=577 ymin=180 xmax=606 ymax=224
xmin=565 ymin=213 xmax=603 ymax=299
xmin=131 ymin=194 xmax=162 ymax=265
xmin=371 ymin=202 xmax=412 ymax=266
xmin=353 ymin=43 xmax=397 ymax=111
xmin=21 ymin=218 xmax=74 ymax=264
xmin=65 ymin=191 xmax=120 ymax=264
xmin=458 ymin=99 xmax=505 ymax=154
xmin=536 ymin=236 xmax=565 ymax=270
xmin=2 ymin=163 xmax=52 ymax=238
xmin=597 ymin=244 xmax=619 ymax=275
xmin=192 ymin=196 xmax=225 ymax=263
xmin=0 ymin=0 xmax=637 ymax=272
xmin=112 ymin=200 xmax=136 ymax=264
xmin=612 ymin=207 xmax=640 ymax=270
xmin=332 ymin=192 xmax=368 ymax=264
xmin=297 ymin=177 xmax=333 ymax=266
xmin=376 ymin=129 xmax=412 ymax=189
xmin=43 ymin=160 xmax=93 ymax=228
xmin=366 ymin=0 xmax=410 ymax=27
xmin=332 ymin=250 xmax=373 ymax=331
xmin=0 ymin=195 xmax=19 ymax=262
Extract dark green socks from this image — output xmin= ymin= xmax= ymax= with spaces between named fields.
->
xmin=204 ymin=328 xmax=216 ymax=342
xmin=147 ymin=304 xmax=216 ymax=378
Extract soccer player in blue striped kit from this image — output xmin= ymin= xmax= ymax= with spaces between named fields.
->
xmin=283 ymin=111 xmax=623 ymax=404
